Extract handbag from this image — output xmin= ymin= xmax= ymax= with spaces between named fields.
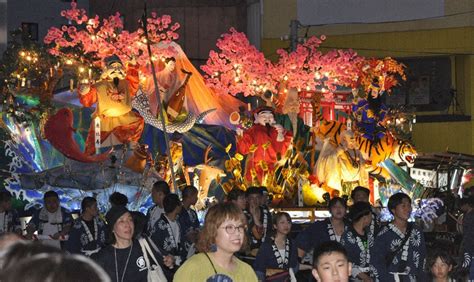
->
xmin=139 ymin=238 xmax=168 ymax=282
xmin=265 ymin=268 xmax=297 ymax=282
xmin=265 ymin=270 xmax=290 ymax=282
xmin=144 ymin=236 xmax=176 ymax=280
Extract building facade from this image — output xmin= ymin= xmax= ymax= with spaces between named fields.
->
xmin=0 ymin=0 xmax=89 ymax=53
xmin=89 ymin=0 xmax=254 ymax=67
xmin=261 ymin=0 xmax=474 ymax=154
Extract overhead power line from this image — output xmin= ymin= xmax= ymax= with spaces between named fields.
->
xmin=301 ymin=10 xmax=474 ymax=28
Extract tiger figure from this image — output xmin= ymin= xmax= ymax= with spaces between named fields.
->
xmin=354 ymin=133 xmax=416 ymax=179
xmin=313 ymin=117 xmax=417 ymax=181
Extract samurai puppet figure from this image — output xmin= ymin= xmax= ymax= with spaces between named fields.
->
xmin=237 ymin=106 xmax=293 ymax=183
xmin=78 ymin=55 xmax=144 ymax=154
xmin=352 ymin=77 xmax=388 ymax=141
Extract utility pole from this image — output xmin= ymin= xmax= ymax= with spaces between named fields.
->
xmin=289 ymin=20 xmax=300 ymax=52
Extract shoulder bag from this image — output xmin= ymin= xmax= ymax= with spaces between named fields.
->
xmin=139 ymin=238 xmax=168 ymax=282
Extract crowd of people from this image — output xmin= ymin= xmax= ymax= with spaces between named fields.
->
xmin=0 ymin=183 xmax=473 ymax=282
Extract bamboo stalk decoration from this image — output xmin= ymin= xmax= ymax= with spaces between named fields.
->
xmin=141 ymin=3 xmax=179 ymax=195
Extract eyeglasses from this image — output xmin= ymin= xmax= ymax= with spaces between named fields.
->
xmin=220 ymin=225 xmax=247 ymax=234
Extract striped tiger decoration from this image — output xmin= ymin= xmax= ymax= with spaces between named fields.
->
xmin=355 ymin=134 xmax=416 ymax=179
xmin=315 ymin=118 xmax=347 ymax=147
xmin=313 ymin=116 xmax=417 ymax=179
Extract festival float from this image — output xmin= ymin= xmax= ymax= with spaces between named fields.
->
xmin=0 ymin=3 xmax=459 ymax=223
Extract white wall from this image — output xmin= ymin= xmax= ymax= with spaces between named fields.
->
xmin=297 ymin=0 xmax=444 ymax=26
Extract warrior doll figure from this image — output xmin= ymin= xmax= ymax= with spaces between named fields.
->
xmin=78 ymin=55 xmax=144 ymax=155
xmin=237 ymin=106 xmax=292 ymax=183
xmin=352 ymin=77 xmax=388 ymax=141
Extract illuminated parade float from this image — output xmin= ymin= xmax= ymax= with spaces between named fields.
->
xmin=1 ymin=3 xmax=470 ymax=223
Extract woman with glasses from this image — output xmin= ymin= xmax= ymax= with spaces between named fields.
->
xmin=174 ymin=202 xmax=258 ymax=281
xmin=253 ymin=212 xmax=298 ymax=281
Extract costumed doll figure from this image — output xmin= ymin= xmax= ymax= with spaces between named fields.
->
xmin=352 ymin=78 xmax=388 ymax=141
xmin=142 ymin=41 xmax=243 ymax=128
xmin=139 ymin=42 xmax=241 ymax=171
xmin=237 ymin=106 xmax=292 ymax=183
xmin=154 ymin=57 xmax=192 ymax=122
xmin=78 ymin=55 xmax=144 ymax=155
xmin=276 ymin=88 xmax=311 ymax=149
xmin=314 ymin=129 xmax=368 ymax=197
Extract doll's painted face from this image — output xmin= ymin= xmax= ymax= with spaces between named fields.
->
xmin=165 ymin=60 xmax=176 ymax=72
xmin=282 ymin=88 xmax=300 ymax=114
xmin=369 ymin=85 xmax=381 ymax=98
xmin=254 ymin=111 xmax=275 ymax=126
xmin=102 ymin=61 xmax=126 ymax=80
xmin=340 ymin=131 xmax=356 ymax=150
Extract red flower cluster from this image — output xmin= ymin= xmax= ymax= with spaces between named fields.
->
xmin=201 ymin=28 xmax=405 ymax=100
xmin=356 ymin=57 xmax=407 ymax=94
xmin=201 ymin=28 xmax=274 ymax=97
xmin=44 ymin=2 xmax=180 ymax=67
